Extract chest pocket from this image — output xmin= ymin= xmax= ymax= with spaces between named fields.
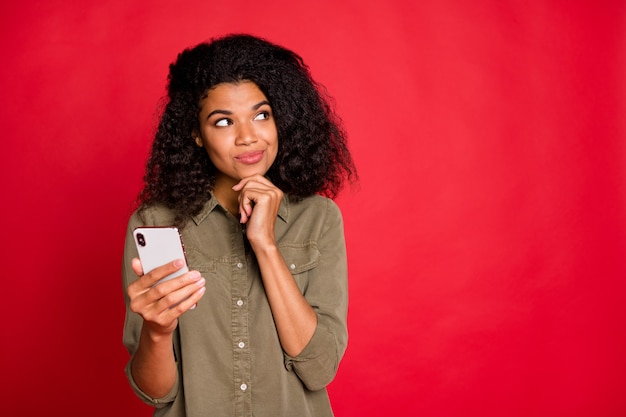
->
xmin=184 ymin=248 xmax=218 ymax=274
xmin=279 ymin=241 xmax=320 ymax=274
xmin=279 ymin=241 xmax=320 ymax=293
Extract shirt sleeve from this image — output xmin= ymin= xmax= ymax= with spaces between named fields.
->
xmin=284 ymin=199 xmax=349 ymax=391
xmin=121 ymin=210 xmax=180 ymax=407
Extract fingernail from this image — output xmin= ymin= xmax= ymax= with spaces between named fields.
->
xmin=174 ymin=259 xmax=184 ymax=267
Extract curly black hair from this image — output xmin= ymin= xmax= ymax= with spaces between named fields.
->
xmin=137 ymin=33 xmax=357 ymax=226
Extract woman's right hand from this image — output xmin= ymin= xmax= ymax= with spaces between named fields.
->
xmin=127 ymin=257 xmax=206 ymax=336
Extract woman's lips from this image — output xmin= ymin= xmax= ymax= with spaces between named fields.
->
xmin=235 ymin=150 xmax=264 ymax=164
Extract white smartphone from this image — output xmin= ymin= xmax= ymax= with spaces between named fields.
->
xmin=133 ymin=226 xmax=189 ymax=285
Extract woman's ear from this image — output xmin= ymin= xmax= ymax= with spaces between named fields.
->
xmin=192 ymin=132 xmax=203 ymax=147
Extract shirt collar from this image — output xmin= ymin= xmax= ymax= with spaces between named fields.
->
xmin=191 ymin=193 xmax=290 ymax=225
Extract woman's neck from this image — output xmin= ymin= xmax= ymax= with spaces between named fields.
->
xmin=212 ymin=177 xmax=240 ymax=217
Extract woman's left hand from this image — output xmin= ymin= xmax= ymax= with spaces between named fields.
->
xmin=232 ymin=174 xmax=283 ymax=247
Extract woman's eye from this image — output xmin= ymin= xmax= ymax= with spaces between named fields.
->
xmin=254 ymin=111 xmax=270 ymax=121
xmin=215 ymin=118 xmax=232 ymax=127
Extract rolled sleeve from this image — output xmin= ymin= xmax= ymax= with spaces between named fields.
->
xmin=283 ymin=199 xmax=349 ymax=391
xmin=284 ymin=321 xmax=342 ymax=391
xmin=124 ymin=359 xmax=180 ymax=408
xmin=121 ymin=209 xmax=180 ymax=407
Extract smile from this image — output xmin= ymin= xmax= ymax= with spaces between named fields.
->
xmin=235 ymin=150 xmax=265 ymax=165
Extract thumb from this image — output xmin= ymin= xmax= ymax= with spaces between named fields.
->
xmin=131 ymin=257 xmax=144 ymax=276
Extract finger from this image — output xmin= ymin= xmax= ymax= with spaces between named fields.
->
xmin=131 ymin=257 xmax=144 ymax=276
xmin=232 ymin=174 xmax=275 ymax=191
xmin=239 ymin=194 xmax=254 ymax=224
xmin=232 ymin=177 xmax=252 ymax=192
xmin=130 ymin=271 xmax=204 ymax=321
xmin=143 ymin=258 xmax=187 ymax=286
xmin=166 ymin=284 xmax=207 ymax=315
xmin=236 ymin=186 xmax=260 ymax=224
xmin=147 ymin=269 xmax=201 ymax=301
xmin=151 ymin=275 xmax=206 ymax=310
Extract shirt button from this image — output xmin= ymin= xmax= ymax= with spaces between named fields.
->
xmin=236 ymin=262 xmax=244 ymax=269
xmin=236 ymin=299 xmax=244 ymax=307
xmin=240 ymin=383 xmax=248 ymax=391
xmin=238 ymin=342 xmax=245 ymax=349
xmin=289 ymin=263 xmax=296 ymax=270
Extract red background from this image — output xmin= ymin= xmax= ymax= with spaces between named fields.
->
xmin=2 ymin=1 xmax=625 ymax=416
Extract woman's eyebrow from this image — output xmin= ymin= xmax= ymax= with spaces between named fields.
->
xmin=252 ymin=100 xmax=271 ymax=110
xmin=206 ymin=109 xmax=231 ymax=119
xmin=206 ymin=101 xmax=271 ymax=120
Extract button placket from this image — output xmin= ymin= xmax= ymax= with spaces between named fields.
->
xmin=231 ymin=252 xmax=250 ymax=411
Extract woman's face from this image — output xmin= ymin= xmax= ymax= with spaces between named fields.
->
xmin=195 ymin=81 xmax=278 ymax=187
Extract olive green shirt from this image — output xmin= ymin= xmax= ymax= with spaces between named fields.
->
xmin=122 ymin=194 xmax=348 ymax=417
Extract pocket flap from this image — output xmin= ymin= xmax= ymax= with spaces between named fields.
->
xmin=279 ymin=242 xmax=320 ymax=274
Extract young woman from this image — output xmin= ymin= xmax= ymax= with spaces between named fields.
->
xmin=122 ymin=34 xmax=357 ymax=417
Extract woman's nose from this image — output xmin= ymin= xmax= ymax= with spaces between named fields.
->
xmin=236 ymin=122 xmax=257 ymax=145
